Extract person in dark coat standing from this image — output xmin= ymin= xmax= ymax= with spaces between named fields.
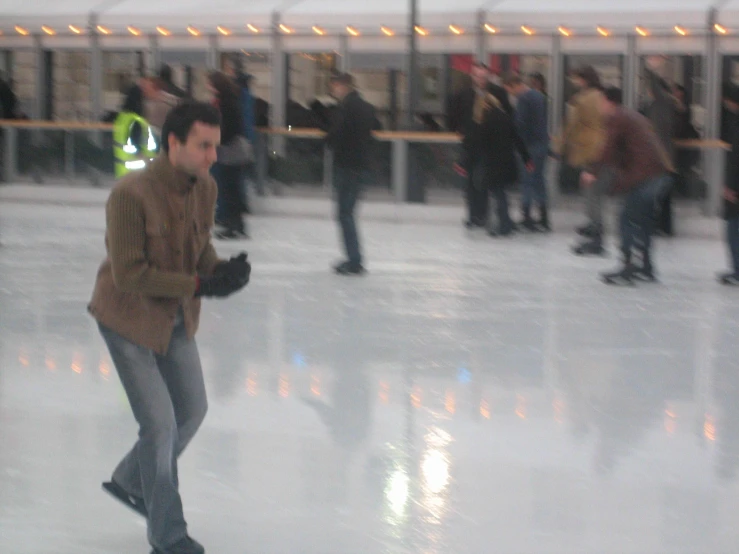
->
xmin=208 ymin=71 xmax=247 ymax=239
xmin=447 ymin=62 xmax=515 ymax=229
xmin=461 ymin=86 xmax=531 ymax=236
xmin=719 ymin=85 xmax=739 ymax=285
xmin=644 ymin=56 xmax=677 ymax=236
xmin=325 ymin=72 xmax=376 ymax=275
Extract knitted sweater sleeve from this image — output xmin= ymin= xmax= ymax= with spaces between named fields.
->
xmin=106 ymin=188 xmax=197 ymax=298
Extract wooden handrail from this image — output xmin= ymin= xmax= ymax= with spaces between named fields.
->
xmin=0 ymin=119 xmax=114 ymax=130
xmin=0 ymin=120 xmax=730 ymax=149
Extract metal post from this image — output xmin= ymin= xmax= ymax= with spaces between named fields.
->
xmin=64 ymin=130 xmax=75 ymax=179
xmin=207 ymin=34 xmax=219 ymax=70
xmin=255 ymin=132 xmax=267 ymax=196
xmin=475 ymin=10 xmax=486 ymax=63
xmin=338 ymin=34 xmax=350 ymax=72
xmin=149 ymin=35 xmax=160 ymax=74
xmin=392 ymin=139 xmax=408 ymax=202
xmin=33 ymin=36 xmax=46 ymax=120
xmin=548 ymin=35 xmax=562 ymax=136
xmin=548 ymin=34 xmax=563 ymax=207
xmin=323 ymin=145 xmax=333 ymax=191
xmin=88 ymin=14 xmax=103 ymax=121
xmin=270 ymin=10 xmax=287 ymax=183
xmin=3 ymin=127 xmax=17 ymax=182
xmin=624 ymin=34 xmax=639 ymax=110
xmin=2 ymin=51 xmax=12 ymax=83
xmin=405 ymin=0 xmax=418 ymax=128
xmin=704 ymin=17 xmax=722 ymax=216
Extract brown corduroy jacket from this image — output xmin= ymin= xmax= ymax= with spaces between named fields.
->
xmin=88 ymin=154 xmax=222 ymax=354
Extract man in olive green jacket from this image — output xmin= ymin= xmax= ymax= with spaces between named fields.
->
xmin=89 ymin=101 xmax=250 ymax=554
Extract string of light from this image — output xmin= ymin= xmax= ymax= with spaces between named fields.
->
xmin=9 ymin=24 xmax=724 ymax=36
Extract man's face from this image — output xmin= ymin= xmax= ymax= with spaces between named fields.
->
xmin=599 ymin=92 xmax=616 ymax=117
xmin=471 ymin=66 xmax=488 ymax=89
xmin=505 ymin=83 xmax=523 ymax=97
xmin=330 ymin=81 xmax=350 ymax=100
xmin=168 ymin=122 xmax=220 ymax=179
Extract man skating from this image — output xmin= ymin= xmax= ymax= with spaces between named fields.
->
xmin=580 ymin=87 xmax=673 ymax=286
xmin=88 ymin=101 xmax=251 ymax=554
xmin=325 ymin=72 xmax=377 ymax=275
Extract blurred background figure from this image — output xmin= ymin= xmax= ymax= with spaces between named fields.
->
xmin=157 ymin=63 xmax=187 ymax=99
xmin=504 ymin=72 xmax=550 ymax=232
xmin=224 ymin=55 xmax=257 ymax=214
xmin=643 ymin=56 xmax=677 ymax=237
xmin=208 ymin=71 xmax=248 ymax=240
xmin=561 ymin=66 xmax=608 ymax=256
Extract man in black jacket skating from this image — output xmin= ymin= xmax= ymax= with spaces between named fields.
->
xmin=325 ymin=73 xmax=377 ymax=275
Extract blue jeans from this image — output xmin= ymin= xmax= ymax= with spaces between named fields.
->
xmin=727 ymin=217 xmax=739 ymax=275
xmin=98 ymin=314 xmax=207 ymax=551
xmin=620 ymin=174 xmax=672 ymax=266
xmin=521 ymin=142 xmax=549 ymax=210
xmin=334 ymin=166 xmax=368 ymax=266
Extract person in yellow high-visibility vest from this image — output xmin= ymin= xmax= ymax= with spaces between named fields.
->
xmin=113 ymin=111 xmax=157 ymax=178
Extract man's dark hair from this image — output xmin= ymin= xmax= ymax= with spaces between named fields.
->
xmin=604 ymin=86 xmax=623 ymax=105
xmin=158 ymin=63 xmax=173 ymax=83
xmin=503 ymin=72 xmax=523 ymax=87
xmin=330 ymin=72 xmax=354 ymax=87
xmin=573 ymin=65 xmax=602 ymax=90
xmin=160 ymin=100 xmax=221 ymax=153
xmin=530 ymin=72 xmax=547 ymax=92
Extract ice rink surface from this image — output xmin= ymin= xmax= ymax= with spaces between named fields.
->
xmin=1 ymin=198 xmax=739 ymax=553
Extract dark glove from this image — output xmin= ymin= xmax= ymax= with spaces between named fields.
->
xmin=214 ymin=252 xmax=251 ymax=287
xmin=195 ymin=272 xmax=240 ymax=298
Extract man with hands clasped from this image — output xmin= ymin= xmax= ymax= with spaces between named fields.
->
xmin=88 ymin=101 xmax=250 ymax=554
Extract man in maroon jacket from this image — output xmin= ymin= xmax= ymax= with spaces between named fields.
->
xmin=580 ymin=87 xmax=673 ymax=286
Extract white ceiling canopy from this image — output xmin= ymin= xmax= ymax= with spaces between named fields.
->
xmin=0 ymin=0 xmax=726 ymax=33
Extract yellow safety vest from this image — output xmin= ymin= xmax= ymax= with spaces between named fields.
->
xmin=113 ymin=111 xmax=157 ymax=178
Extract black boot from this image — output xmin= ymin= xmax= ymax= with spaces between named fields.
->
xmin=538 ymin=205 xmax=551 ymax=232
xmin=577 ymin=222 xmax=601 ymax=238
xmin=632 ymin=249 xmax=657 ymax=282
xmin=602 ymin=264 xmax=637 ymax=286
xmin=150 ymin=536 xmax=205 ymax=554
xmin=602 ymin=250 xmax=636 ymax=286
xmin=719 ymin=272 xmax=739 ymax=285
xmin=520 ymin=206 xmax=538 ymax=232
xmin=572 ymin=235 xmax=605 ymax=256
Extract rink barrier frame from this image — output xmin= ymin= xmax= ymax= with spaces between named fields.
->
xmin=0 ymin=120 xmax=729 ymax=215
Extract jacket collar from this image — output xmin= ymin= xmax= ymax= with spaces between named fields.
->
xmin=149 ymin=153 xmax=198 ymax=195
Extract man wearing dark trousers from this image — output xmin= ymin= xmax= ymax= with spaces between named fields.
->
xmin=448 ymin=62 xmax=514 ymax=228
xmin=88 ymin=101 xmax=251 ymax=554
xmin=326 ymin=72 xmax=376 ymax=275
xmin=581 ymin=87 xmax=673 ymax=286
xmin=643 ymin=56 xmax=676 ymax=236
